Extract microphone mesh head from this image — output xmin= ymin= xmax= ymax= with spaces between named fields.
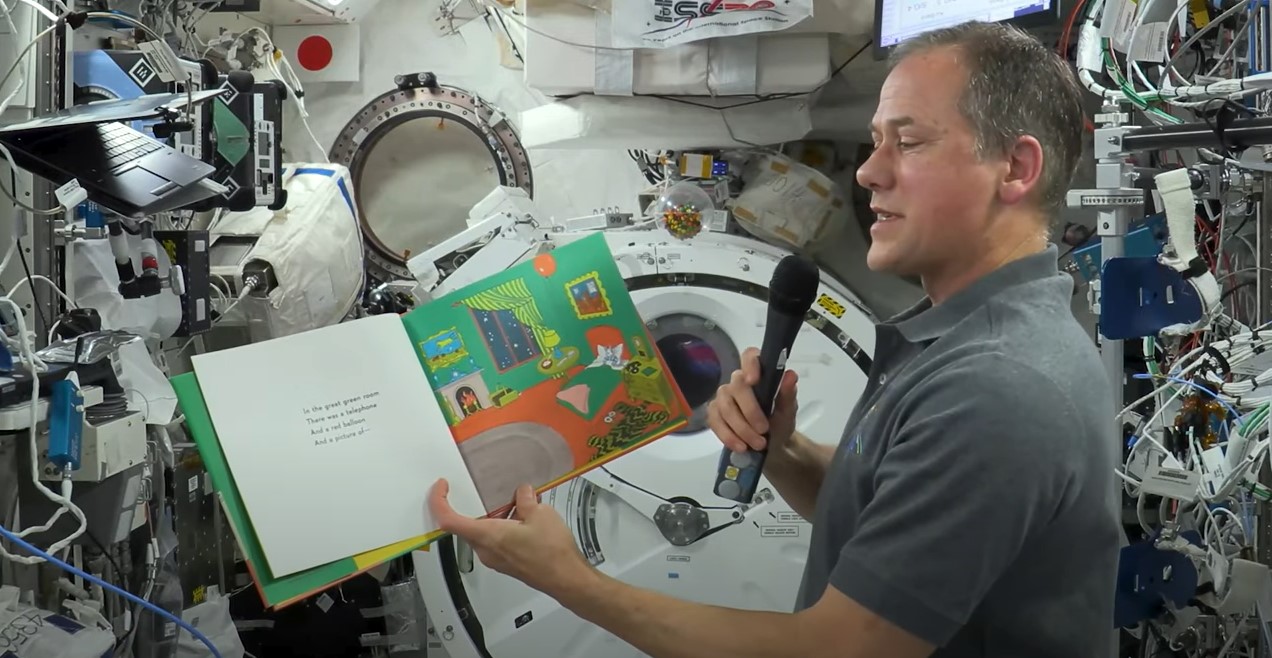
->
xmin=769 ymin=255 xmax=820 ymax=315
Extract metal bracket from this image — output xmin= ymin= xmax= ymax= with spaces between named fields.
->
xmin=1066 ymin=188 xmax=1145 ymax=213
xmin=50 ymin=220 xmax=105 ymax=244
xmin=1094 ymin=126 xmax=1131 ymax=160
xmin=581 ymin=469 xmax=743 ymax=545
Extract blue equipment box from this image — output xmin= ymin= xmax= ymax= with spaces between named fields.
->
xmin=1072 ymin=214 xmax=1169 ymax=283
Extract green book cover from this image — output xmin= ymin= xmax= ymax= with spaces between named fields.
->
xmin=172 ymin=232 xmax=693 ymax=609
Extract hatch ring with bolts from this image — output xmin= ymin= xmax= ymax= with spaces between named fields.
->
xmin=328 ymin=71 xmax=534 ymax=283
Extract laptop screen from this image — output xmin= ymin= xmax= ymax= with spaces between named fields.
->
xmin=0 ymin=89 xmax=224 ymax=133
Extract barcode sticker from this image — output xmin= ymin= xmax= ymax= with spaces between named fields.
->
xmin=1129 ymin=22 xmax=1170 ymax=62
xmin=1110 ymin=0 xmax=1141 ymax=50
xmin=1141 ymin=463 xmax=1200 ymax=500
xmin=1102 ymin=0 xmax=1132 ymax=38
xmin=137 ymin=42 xmax=174 ymax=83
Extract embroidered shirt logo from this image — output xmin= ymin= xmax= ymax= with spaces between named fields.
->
xmin=845 ymin=404 xmax=875 ymax=455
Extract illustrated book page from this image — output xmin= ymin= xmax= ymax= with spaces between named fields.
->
xmin=400 ymin=232 xmax=693 ymax=516
xmin=189 ymin=313 xmax=486 ymax=578
xmin=171 ymin=372 xmax=440 ymax=610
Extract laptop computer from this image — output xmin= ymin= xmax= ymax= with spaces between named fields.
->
xmin=0 ymin=90 xmax=227 ymax=217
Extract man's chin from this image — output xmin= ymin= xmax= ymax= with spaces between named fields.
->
xmin=866 ymin=252 xmax=918 ymax=279
xmin=865 ymin=249 xmax=896 ymax=273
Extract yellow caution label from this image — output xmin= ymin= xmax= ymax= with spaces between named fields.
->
xmin=1190 ymin=0 xmax=1209 ymax=27
xmin=816 ymin=293 xmax=846 ymax=319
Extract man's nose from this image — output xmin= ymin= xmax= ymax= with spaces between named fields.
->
xmin=855 ymin=150 xmax=890 ymax=191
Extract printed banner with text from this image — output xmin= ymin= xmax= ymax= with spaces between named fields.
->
xmin=610 ymin=0 xmax=813 ymax=49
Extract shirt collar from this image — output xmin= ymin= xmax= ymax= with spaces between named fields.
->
xmin=885 ymin=243 xmax=1063 ymax=343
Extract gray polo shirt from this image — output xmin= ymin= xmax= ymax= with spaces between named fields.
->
xmin=795 ymin=244 xmax=1121 ymax=657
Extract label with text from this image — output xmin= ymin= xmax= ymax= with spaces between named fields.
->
xmin=1140 ymin=462 xmax=1200 ymax=501
xmin=303 ymin=392 xmax=382 ymax=447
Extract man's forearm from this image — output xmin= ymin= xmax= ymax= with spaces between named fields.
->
xmin=761 ymin=431 xmax=836 ymax=519
xmin=556 ymin=567 xmax=815 ymax=658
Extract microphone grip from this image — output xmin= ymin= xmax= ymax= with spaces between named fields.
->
xmin=713 ymin=357 xmax=787 ymax=504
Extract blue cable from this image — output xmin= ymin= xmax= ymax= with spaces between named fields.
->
xmin=1132 ymin=373 xmax=1242 ymax=420
xmin=0 ymin=521 xmax=223 ymax=658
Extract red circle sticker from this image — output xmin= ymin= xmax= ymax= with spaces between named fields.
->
xmin=297 ymin=35 xmax=334 ymax=72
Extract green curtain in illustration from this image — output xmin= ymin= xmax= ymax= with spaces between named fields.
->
xmin=458 ymin=279 xmax=561 ymax=352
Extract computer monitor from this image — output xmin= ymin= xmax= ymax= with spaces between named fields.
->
xmin=873 ymin=1 xmax=1060 ymax=59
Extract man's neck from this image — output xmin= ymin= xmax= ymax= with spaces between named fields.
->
xmin=921 ymin=226 xmax=1049 ymax=305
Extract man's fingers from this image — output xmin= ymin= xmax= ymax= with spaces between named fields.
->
xmin=717 ymin=388 xmax=767 ymax=451
xmin=428 ymin=479 xmax=490 ymax=541
xmin=728 ymin=369 xmax=770 ymax=434
xmin=707 ymin=398 xmax=747 ymax=452
xmin=741 ymin=347 xmax=761 ymax=385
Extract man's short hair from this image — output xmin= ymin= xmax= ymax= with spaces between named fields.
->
xmin=890 ymin=21 xmax=1086 ymax=223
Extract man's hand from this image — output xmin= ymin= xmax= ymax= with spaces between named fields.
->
xmin=707 ymin=346 xmax=799 ymax=453
xmin=428 ymin=478 xmax=594 ymax=598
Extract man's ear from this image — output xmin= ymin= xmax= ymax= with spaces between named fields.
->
xmin=998 ymin=135 xmax=1044 ymax=206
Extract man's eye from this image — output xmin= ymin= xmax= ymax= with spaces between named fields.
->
xmin=898 ymin=141 xmax=918 ymax=149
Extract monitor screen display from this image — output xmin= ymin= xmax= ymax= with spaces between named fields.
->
xmin=876 ymin=1 xmax=1057 ymax=50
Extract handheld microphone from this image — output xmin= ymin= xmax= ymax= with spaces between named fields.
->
xmin=712 ymin=254 xmax=820 ymax=503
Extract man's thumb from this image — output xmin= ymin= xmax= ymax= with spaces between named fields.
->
xmin=515 ymin=483 xmax=539 ymax=509
xmin=776 ymin=370 xmax=799 ymax=411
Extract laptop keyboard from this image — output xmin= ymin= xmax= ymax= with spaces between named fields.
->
xmin=100 ymin=123 xmax=163 ymax=170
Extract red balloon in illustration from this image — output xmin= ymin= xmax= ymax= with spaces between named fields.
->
xmin=534 ymin=253 xmax=556 ymax=277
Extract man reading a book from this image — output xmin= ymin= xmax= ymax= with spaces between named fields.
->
xmin=428 ymin=21 xmax=1122 ymax=658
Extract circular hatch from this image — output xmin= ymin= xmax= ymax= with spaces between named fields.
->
xmin=329 ymin=72 xmax=533 ymax=283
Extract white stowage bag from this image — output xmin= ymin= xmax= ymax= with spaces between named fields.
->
xmin=729 ymin=151 xmax=851 ymax=250
xmin=211 ymin=163 xmax=365 ymax=339
xmin=175 ymin=591 xmax=245 ymax=658
xmin=0 ymin=587 xmax=115 ymax=658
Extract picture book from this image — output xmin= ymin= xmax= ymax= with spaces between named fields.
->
xmin=170 ymin=232 xmax=693 ymax=609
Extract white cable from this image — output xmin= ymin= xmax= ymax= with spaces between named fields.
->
xmin=11 ymin=0 xmax=58 ymax=22
xmin=1127 ymin=0 xmax=1189 ymax=96
xmin=11 ymin=273 xmax=77 ymax=308
xmin=0 ymin=13 xmax=65 ymax=217
xmin=0 ymin=294 xmax=86 ymax=565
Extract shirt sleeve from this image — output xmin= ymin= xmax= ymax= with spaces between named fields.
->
xmin=824 ymin=353 xmax=1081 ymax=646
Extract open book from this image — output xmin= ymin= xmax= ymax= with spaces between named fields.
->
xmin=171 ymin=232 xmax=692 ymax=609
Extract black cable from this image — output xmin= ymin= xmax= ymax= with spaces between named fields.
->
xmin=83 ymin=529 xmax=137 ymax=654
xmin=487 ymin=7 xmax=523 ymax=63
xmin=85 ymin=529 xmax=127 ymax=588
xmin=8 ymin=167 xmax=49 ymax=331
xmin=17 ymin=237 xmax=50 ymax=332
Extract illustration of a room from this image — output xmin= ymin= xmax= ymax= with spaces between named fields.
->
xmin=414 ymin=273 xmax=680 ymax=512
